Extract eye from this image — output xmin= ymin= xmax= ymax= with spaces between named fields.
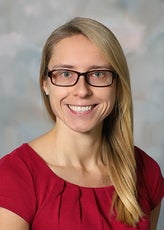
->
xmin=92 ymin=71 xmax=105 ymax=78
xmin=59 ymin=70 xmax=73 ymax=78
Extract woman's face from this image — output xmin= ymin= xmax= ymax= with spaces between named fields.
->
xmin=43 ymin=35 xmax=116 ymax=134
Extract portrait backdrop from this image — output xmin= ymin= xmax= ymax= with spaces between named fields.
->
xmin=0 ymin=0 xmax=163 ymax=228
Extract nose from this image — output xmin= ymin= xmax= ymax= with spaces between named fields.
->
xmin=73 ymin=75 xmax=92 ymax=97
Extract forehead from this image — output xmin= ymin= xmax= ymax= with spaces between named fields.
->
xmin=48 ymin=35 xmax=110 ymax=69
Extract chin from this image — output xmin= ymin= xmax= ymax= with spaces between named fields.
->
xmin=70 ymin=127 xmax=91 ymax=134
xmin=68 ymin=124 xmax=101 ymax=135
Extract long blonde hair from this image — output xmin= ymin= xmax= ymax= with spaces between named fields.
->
xmin=39 ymin=17 xmax=143 ymax=226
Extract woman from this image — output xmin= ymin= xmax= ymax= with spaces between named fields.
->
xmin=0 ymin=17 xmax=163 ymax=230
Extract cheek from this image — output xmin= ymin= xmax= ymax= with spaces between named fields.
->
xmin=102 ymin=88 xmax=116 ymax=115
xmin=48 ymin=88 xmax=67 ymax=115
xmin=110 ymin=90 xmax=116 ymax=108
xmin=105 ymin=86 xmax=116 ymax=105
xmin=48 ymin=92 xmax=59 ymax=113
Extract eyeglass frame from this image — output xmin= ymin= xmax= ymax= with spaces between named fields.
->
xmin=46 ymin=68 xmax=118 ymax=87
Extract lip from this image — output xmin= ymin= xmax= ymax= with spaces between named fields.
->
xmin=67 ymin=104 xmax=96 ymax=114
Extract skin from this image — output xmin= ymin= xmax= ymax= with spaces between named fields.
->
xmin=32 ymin=34 xmax=116 ymax=188
xmin=0 ymin=208 xmax=29 ymax=230
xmin=0 ymin=35 xmax=161 ymax=229
xmin=38 ymin=35 xmax=117 ymax=183
xmin=150 ymin=204 xmax=161 ymax=230
xmin=0 ymin=204 xmax=161 ymax=229
xmin=44 ymin=35 xmax=116 ymax=135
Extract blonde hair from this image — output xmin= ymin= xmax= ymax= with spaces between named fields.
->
xmin=40 ymin=17 xmax=143 ymax=226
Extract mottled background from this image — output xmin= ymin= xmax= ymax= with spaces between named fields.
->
xmin=0 ymin=0 xmax=163 ymax=228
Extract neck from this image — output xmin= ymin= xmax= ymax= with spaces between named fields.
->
xmin=49 ymin=125 xmax=103 ymax=168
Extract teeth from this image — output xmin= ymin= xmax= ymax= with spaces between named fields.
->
xmin=69 ymin=105 xmax=93 ymax=112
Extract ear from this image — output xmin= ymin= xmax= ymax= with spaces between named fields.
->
xmin=43 ymin=80 xmax=49 ymax=96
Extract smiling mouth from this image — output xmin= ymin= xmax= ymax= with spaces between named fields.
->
xmin=68 ymin=105 xmax=95 ymax=113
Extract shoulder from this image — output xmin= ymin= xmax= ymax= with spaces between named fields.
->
xmin=0 ymin=143 xmax=48 ymax=202
xmin=0 ymin=143 xmax=53 ymax=186
xmin=0 ymin=143 xmax=39 ymax=193
xmin=0 ymin=144 xmax=38 ymax=174
xmin=1 ymin=144 xmax=30 ymax=171
xmin=135 ymin=146 xmax=164 ymax=210
xmin=135 ymin=146 xmax=163 ymax=181
xmin=0 ymin=144 xmax=37 ymax=223
xmin=135 ymin=146 xmax=161 ymax=172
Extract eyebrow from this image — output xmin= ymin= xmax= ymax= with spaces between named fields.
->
xmin=51 ymin=64 xmax=75 ymax=69
xmin=50 ymin=64 xmax=112 ymax=70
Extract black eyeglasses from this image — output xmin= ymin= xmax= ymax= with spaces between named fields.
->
xmin=47 ymin=69 xmax=117 ymax=87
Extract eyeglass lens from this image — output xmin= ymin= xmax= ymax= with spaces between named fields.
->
xmin=48 ymin=69 xmax=116 ymax=87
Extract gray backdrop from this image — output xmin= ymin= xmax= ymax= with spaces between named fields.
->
xmin=0 ymin=0 xmax=163 ymax=228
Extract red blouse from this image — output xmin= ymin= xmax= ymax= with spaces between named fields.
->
xmin=0 ymin=144 xmax=163 ymax=230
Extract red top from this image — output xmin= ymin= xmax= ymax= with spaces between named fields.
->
xmin=0 ymin=144 xmax=163 ymax=230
